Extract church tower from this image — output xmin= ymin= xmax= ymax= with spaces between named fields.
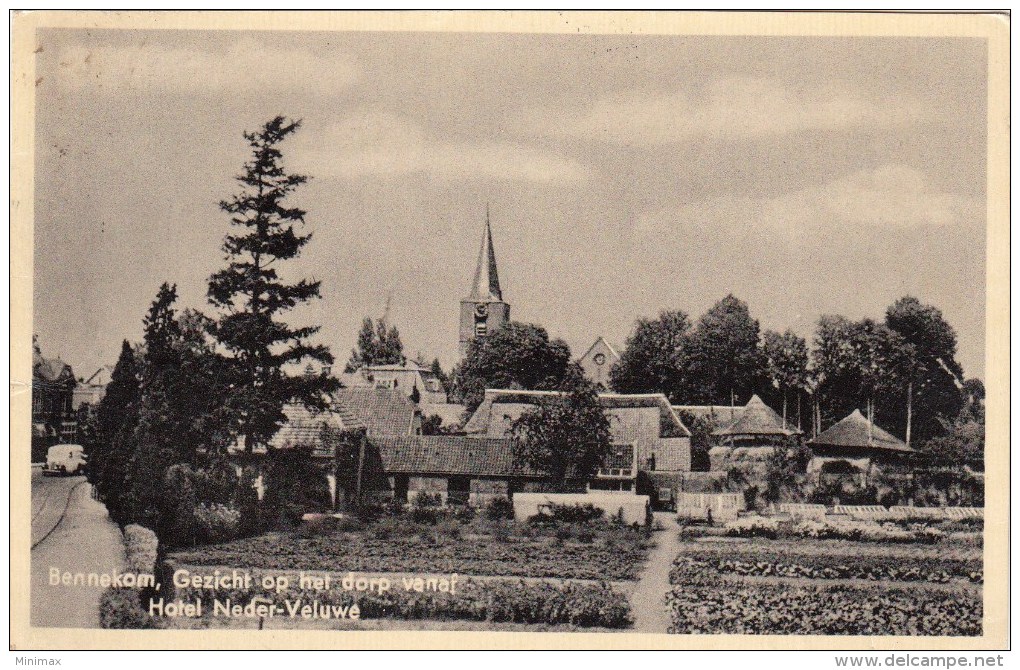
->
xmin=459 ymin=208 xmax=511 ymax=357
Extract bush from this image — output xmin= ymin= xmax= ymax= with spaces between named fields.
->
xmin=452 ymin=505 xmax=477 ymax=523
xmin=412 ymin=491 xmax=443 ymax=508
xmin=99 ymin=588 xmax=160 ymax=629
xmin=123 ymin=524 xmax=158 ymax=573
xmin=485 ymin=496 xmax=515 ymax=520
xmin=546 ymin=503 xmax=604 ymax=524
xmin=192 ymin=503 xmax=241 ymax=545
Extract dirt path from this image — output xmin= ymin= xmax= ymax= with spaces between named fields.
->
xmin=628 ymin=512 xmax=679 ymax=633
xmin=31 ymin=483 xmax=126 ymax=628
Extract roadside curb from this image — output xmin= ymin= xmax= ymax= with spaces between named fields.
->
xmin=32 ymin=479 xmax=87 ymax=550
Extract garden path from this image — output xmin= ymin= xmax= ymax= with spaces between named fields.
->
xmin=628 ymin=511 xmax=679 ymax=634
xmin=31 ymin=483 xmax=126 ymax=628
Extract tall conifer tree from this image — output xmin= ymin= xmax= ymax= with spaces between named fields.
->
xmin=207 ymin=117 xmax=336 ymax=453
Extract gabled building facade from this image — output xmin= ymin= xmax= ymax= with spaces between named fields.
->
xmin=577 ymin=336 xmax=620 ymax=390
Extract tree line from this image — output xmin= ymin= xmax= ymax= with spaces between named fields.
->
xmin=86 ymin=117 xmax=335 ymax=542
xmin=448 ymin=294 xmax=982 ymax=457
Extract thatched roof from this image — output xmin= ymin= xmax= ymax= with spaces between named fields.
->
xmin=712 ymin=394 xmax=800 ymax=438
xmin=809 ymin=409 xmax=913 ymax=453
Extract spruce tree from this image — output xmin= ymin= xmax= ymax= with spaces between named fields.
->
xmin=207 ymin=116 xmax=336 ymax=453
xmin=89 ymin=339 xmax=141 ymax=521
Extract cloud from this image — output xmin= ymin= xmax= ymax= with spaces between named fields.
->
xmin=525 ymin=77 xmax=929 ymax=146
xmin=53 ymin=37 xmax=358 ymax=94
xmin=636 ymin=164 xmax=981 ymax=240
xmin=291 ymin=112 xmax=592 ymax=184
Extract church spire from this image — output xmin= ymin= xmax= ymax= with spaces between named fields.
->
xmin=468 ymin=204 xmax=503 ymax=301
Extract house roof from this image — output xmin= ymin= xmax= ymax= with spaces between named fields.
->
xmin=33 ymin=351 xmax=75 ymax=384
xmin=419 ymin=402 xmax=467 ymax=428
xmin=332 ymin=387 xmax=417 ymax=437
xmin=463 ymin=389 xmax=691 ymax=438
xmin=809 ymin=409 xmax=914 ymax=453
xmin=712 ymin=394 xmax=800 ymax=437
xmin=672 ymin=405 xmax=747 ymax=431
xmin=268 ymin=403 xmax=347 ymax=456
xmin=369 ymin=435 xmax=634 ymax=478
xmin=370 ymin=435 xmax=541 ymax=477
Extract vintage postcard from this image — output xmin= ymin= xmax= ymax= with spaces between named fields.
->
xmin=10 ymin=10 xmax=1009 ymax=651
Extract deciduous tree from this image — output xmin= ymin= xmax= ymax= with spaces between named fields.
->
xmin=453 ymin=321 xmax=571 ymax=411
xmin=610 ymin=310 xmax=695 ymax=402
xmin=509 ymin=370 xmax=612 ymax=492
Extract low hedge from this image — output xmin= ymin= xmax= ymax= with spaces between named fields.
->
xmin=171 ymin=567 xmax=631 ymax=628
xmin=98 ymin=588 xmax=161 ymax=629
xmin=99 ymin=524 xmax=161 ymax=629
xmin=123 ymin=524 xmax=159 ymax=573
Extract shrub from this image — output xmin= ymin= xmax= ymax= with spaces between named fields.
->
xmin=192 ymin=503 xmax=241 ymax=545
xmin=412 ymin=491 xmax=443 ymax=508
xmin=576 ymin=527 xmax=595 ymax=544
xmin=98 ymin=588 xmax=160 ymax=629
xmin=123 ymin=524 xmax=158 ymax=574
xmin=554 ymin=525 xmax=573 ymax=541
xmin=547 ymin=503 xmax=604 ymax=524
xmin=452 ymin=505 xmax=477 ymax=523
xmin=485 ymin=496 xmax=515 ymax=520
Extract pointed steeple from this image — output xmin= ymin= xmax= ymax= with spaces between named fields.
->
xmin=468 ymin=205 xmax=503 ymax=301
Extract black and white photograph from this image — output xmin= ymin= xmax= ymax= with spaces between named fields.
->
xmin=11 ymin=10 xmax=1009 ymax=651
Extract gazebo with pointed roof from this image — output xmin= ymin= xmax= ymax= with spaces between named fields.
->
xmin=808 ymin=409 xmax=914 ymax=456
xmin=712 ymin=394 xmax=801 ymax=444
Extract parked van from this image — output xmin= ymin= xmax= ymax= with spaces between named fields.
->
xmin=43 ymin=444 xmax=87 ymax=476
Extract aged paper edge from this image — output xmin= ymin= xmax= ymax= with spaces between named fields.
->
xmin=9 ymin=9 xmax=1010 ymax=651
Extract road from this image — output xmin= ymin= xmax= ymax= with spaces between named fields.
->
xmin=31 ymin=470 xmax=126 ymax=628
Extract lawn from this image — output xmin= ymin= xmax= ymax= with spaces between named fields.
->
xmin=169 ymin=518 xmax=653 ymax=581
xmin=666 ymin=535 xmax=983 ymax=636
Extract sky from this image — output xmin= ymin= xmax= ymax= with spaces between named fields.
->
xmin=33 ymin=29 xmax=987 ymax=382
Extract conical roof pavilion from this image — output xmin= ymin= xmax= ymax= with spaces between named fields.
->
xmin=713 ymin=394 xmax=800 ymax=438
xmin=809 ymin=409 xmax=913 ymax=453
xmin=466 ymin=207 xmax=503 ymax=302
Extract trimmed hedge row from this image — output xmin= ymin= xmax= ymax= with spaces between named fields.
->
xmin=99 ymin=524 xmax=163 ymax=630
xmin=171 ymin=567 xmax=631 ymax=628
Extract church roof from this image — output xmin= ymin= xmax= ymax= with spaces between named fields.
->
xmin=579 ymin=336 xmax=621 ymax=362
xmin=466 ymin=210 xmax=503 ymax=302
xmin=713 ymin=394 xmax=800 ymax=437
xmin=809 ymin=409 xmax=913 ymax=453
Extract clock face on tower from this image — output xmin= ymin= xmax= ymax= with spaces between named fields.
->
xmin=593 ymin=353 xmax=607 ymax=366
xmin=474 ymin=303 xmax=489 ymax=319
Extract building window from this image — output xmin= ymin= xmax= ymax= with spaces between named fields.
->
xmin=475 ymin=322 xmax=487 ymax=337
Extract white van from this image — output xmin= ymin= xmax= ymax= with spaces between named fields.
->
xmin=43 ymin=444 xmax=87 ymax=476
